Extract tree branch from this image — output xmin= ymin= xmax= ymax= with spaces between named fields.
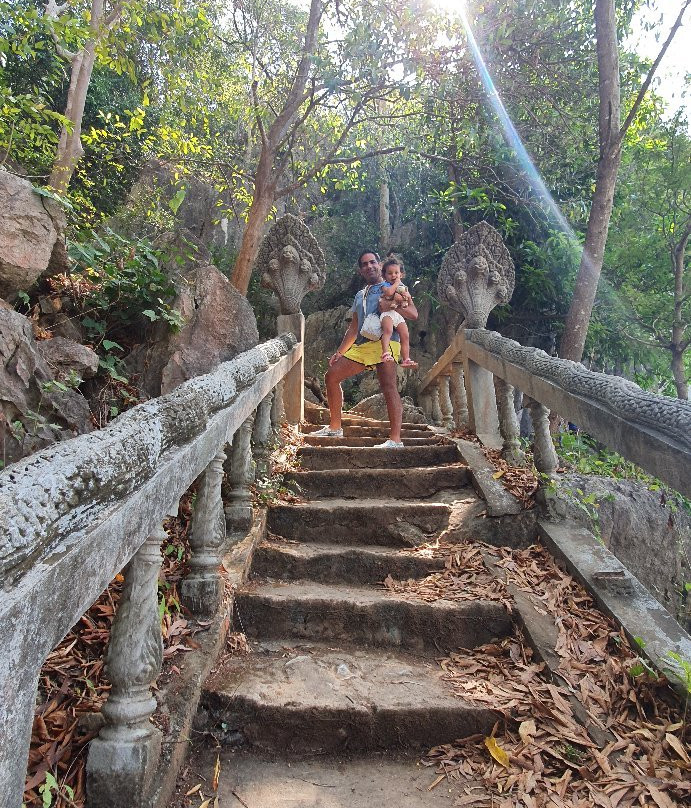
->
xmin=618 ymin=0 xmax=691 ymax=143
xmin=275 ymin=146 xmax=405 ymax=198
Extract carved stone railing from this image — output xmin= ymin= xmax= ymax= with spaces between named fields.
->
xmin=464 ymin=329 xmax=690 ymax=497
xmin=419 ymin=327 xmax=691 ymax=498
xmin=420 ymin=223 xmax=691 ymax=498
xmin=0 ymin=334 xmax=302 ymax=808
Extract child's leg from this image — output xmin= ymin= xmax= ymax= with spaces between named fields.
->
xmin=396 ymin=321 xmax=418 ymax=368
xmin=380 ymin=315 xmax=394 ymax=360
xmin=396 ymin=321 xmax=411 ymax=360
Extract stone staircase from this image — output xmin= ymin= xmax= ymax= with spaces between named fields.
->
xmin=185 ymin=410 xmax=515 ymax=805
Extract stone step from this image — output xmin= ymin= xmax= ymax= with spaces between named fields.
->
xmin=251 ymin=539 xmax=447 ymax=584
xmin=304 ymin=408 xmax=426 ymax=430
xmin=297 ymin=444 xmax=462 ymax=470
xmin=234 ymin=580 xmax=511 ymax=654
xmin=267 ymin=499 xmax=452 ymax=546
xmin=202 ymin=642 xmax=499 ymax=754
xmin=180 ymin=750 xmax=459 ymax=807
xmin=302 ymin=424 xmax=434 ymax=439
xmin=283 ymin=464 xmax=471 ymax=500
xmin=303 ymin=435 xmax=444 ymax=447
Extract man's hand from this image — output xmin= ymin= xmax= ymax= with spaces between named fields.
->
xmin=328 ymin=351 xmax=342 ymax=367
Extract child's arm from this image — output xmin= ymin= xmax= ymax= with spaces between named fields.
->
xmin=382 ymin=279 xmax=402 ymax=299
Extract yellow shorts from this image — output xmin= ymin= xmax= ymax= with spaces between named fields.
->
xmin=343 ymin=339 xmax=401 ymax=370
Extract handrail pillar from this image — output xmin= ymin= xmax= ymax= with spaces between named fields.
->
xmin=494 ymin=377 xmax=526 ymax=466
xmin=449 ymin=361 xmax=468 ymax=428
xmin=277 ymin=312 xmax=304 ymax=424
xmin=225 ymin=414 xmax=255 ymax=533
xmin=86 ymin=526 xmax=165 ymax=808
xmin=181 ymin=450 xmax=227 ymax=617
xmin=439 ymin=374 xmax=454 ymax=430
xmin=252 ymin=393 xmax=274 ymax=478
xmin=525 ymin=397 xmax=559 ymax=477
xmin=430 ymin=380 xmax=443 ymax=426
xmin=461 ymin=331 xmax=501 ymax=448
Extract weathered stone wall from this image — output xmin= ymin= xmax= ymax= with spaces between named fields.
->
xmin=558 ymin=474 xmax=691 ymax=630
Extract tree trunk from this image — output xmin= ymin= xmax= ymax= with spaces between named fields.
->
xmin=670 ymin=222 xmax=690 ymax=399
xmin=379 ymin=175 xmax=391 ymax=253
xmin=49 ymin=46 xmax=96 ymax=194
xmin=560 ymin=0 xmax=688 ymax=362
xmin=671 ymin=348 xmax=688 ymax=400
xmin=230 ymin=145 xmax=277 ymax=295
xmin=560 ymin=0 xmax=620 ymax=362
xmin=448 ymin=161 xmax=464 ymax=241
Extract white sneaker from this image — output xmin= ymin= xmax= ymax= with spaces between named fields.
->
xmin=374 ymin=439 xmax=404 ymax=448
xmin=311 ymin=426 xmax=344 ymax=437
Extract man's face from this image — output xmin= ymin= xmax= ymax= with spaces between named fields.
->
xmin=359 ymin=253 xmax=382 ymax=283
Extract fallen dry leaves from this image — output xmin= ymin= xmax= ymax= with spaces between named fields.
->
xmin=383 ymin=541 xmax=512 ymax=611
xmin=23 ymin=493 xmax=200 ymax=808
xmin=412 ymin=543 xmax=690 ymax=807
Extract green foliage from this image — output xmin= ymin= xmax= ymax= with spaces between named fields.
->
xmin=66 ymin=228 xmax=183 ymax=345
xmin=556 ymin=430 xmax=691 ymax=516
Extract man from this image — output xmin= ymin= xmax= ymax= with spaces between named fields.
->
xmin=312 ymin=250 xmax=418 ymax=448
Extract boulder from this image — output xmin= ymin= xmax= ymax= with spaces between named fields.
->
xmin=126 ymin=263 xmax=259 ymax=397
xmin=37 ymin=336 xmax=99 ymax=380
xmin=0 ymin=171 xmax=65 ymax=301
xmin=558 ymin=473 xmax=691 ymax=630
xmin=348 ymin=393 xmax=427 ymax=424
xmin=1 ymin=308 xmax=93 ymax=465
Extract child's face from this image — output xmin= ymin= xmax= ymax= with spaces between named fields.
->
xmin=384 ymin=264 xmax=401 ymax=283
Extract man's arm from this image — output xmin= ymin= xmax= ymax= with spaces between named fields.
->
xmin=329 ymin=313 xmax=359 ymax=366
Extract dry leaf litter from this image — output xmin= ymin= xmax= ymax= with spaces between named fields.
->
xmin=387 ymin=541 xmax=689 ymax=807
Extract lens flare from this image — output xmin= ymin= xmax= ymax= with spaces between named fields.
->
xmin=458 ymin=8 xmax=577 ymax=239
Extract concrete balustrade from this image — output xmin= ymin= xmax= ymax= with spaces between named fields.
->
xmin=0 ymin=335 xmax=302 ymax=808
xmin=419 ymin=325 xmax=690 ymax=499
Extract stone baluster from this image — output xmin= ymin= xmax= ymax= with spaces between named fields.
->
xmin=439 ymin=374 xmax=454 ymax=430
xmin=419 ymin=389 xmax=433 ymax=425
xmin=252 ymin=393 xmax=274 ymax=479
xmin=181 ymin=451 xmax=227 ymax=617
xmin=449 ymin=361 xmax=469 ymax=429
xmin=225 ymin=414 xmax=255 ymax=533
xmin=430 ymin=381 xmax=443 ymax=426
xmin=271 ymin=380 xmax=285 ymax=437
xmin=494 ymin=377 xmax=526 ymax=466
xmin=525 ymin=397 xmax=559 ymax=477
xmin=87 ymin=527 xmax=165 ymax=808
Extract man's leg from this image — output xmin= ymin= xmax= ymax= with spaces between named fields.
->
xmin=380 ymin=316 xmax=394 ymax=360
xmin=324 ymin=356 xmax=364 ymax=430
xmin=376 ymin=358 xmax=402 ymax=442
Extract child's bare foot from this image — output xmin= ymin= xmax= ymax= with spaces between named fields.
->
xmin=400 ymin=358 xmax=418 ymax=368
xmin=381 ymin=351 xmax=394 ymax=362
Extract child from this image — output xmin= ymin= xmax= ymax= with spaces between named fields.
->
xmin=380 ymin=257 xmax=418 ymax=368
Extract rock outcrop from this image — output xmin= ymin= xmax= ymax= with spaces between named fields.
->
xmin=37 ymin=337 xmax=99 ymax=380
xmin=0 ymin=171 xmax=66 ymax=301
xmin=1 ymin=308 xmax=93 ymax=465
xmin=349 ymin=393 xmax=427 ymax=424
xmin=558 ymin=473 xmax=691 ymax=629
xmin=127 ymin=261 xmax=259 ymax=397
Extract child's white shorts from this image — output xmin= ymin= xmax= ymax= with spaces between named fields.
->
xmin=380 ymin=310 xmax=405 ymax=327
